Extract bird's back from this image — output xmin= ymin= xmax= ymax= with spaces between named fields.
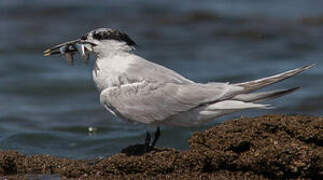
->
xmin=92 ymin=52 xmax=193 ymax=92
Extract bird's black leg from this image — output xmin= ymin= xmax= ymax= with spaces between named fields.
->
xmin=144 ymin=131 xmax=151 ymax=152
xmin=151 ymin=127 xmax=160 ymax=148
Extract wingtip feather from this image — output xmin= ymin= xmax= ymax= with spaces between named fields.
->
xmin=236 ymin=64 xmax=314 ymax=92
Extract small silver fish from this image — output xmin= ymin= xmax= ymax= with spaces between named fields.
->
xmin=75 ymin=44 xmax=89 ymax=64
xmin=65 ymin=52 xmax=74 ymax=65
xmin=44 ymin=39 xmax=91 ymax=65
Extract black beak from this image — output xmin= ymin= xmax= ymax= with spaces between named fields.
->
xmin=43 ymin=39 xmax=81 ymax=56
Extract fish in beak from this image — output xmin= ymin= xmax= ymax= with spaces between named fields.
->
xmin=43 ymin=39 xmax=93 ymax=65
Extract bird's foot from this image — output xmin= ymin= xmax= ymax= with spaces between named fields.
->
xmin=120 ymin=127 xmax=161 ymax=156
xmin=145 ymin=127 xmax=160 ymax=152
xmin=144 ymin=131 xmax=152 ymax=152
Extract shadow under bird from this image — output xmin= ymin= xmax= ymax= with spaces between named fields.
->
xmin=44 ymin=28 xmax=314 ymax=152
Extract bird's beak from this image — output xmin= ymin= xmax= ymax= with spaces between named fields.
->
xmin=43 ymin=39 xmax=95 ymax=65
xmin=43 ymin=39 xmax=81 ymax=56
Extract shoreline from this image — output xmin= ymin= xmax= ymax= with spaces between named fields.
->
xmin=1 ymin=114 xmax=322 ymax=179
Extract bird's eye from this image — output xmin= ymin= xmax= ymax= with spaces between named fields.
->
xmin=81 ymin=34 xmax=87 ymax=40
xmin=93 ymin=31 xmax=109 ymax=40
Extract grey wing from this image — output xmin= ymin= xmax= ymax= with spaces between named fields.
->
xmin=124 ymin=54 xmax=194 ymax=84
xmin=99 ymin=81 xmax=243 ymax=124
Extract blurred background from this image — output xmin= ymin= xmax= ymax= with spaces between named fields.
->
xmin=0 ymin=0 xmax=322 ymax=159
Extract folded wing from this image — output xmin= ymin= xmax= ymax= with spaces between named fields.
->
xmin=100 ymin=81 xmax=244 ymax=124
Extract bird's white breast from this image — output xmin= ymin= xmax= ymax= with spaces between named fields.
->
xmin=92 ymin=53 xmax=134 ymax=92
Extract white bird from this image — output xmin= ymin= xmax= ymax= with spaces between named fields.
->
xmin=44 ymin=28 xmax=314 ymax=151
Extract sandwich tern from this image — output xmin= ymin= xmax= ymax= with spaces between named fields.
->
xmin=44 ymin=28 xmax=314 ymax=151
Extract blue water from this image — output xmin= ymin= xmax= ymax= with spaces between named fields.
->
xmin=1 ymin=0 xmax=322 ymax=159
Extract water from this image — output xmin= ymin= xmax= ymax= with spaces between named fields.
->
xmin=1 ymin=0 xmax=322 ymax=159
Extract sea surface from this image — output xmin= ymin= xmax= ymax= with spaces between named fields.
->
xmin=1 ymin=0 xmax=322 ymax=159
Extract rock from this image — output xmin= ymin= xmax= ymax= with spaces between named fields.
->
xmin=0 ymin=115 xmax=322 ymax=179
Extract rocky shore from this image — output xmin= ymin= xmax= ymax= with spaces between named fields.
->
xmin=1 ymin=115 xmax=322 ymax=179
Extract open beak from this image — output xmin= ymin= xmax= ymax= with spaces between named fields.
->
xmin=43 ymin=39 xmax=94 ymax=65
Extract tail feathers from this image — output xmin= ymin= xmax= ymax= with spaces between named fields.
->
xmin=232 ymin=87 xmax=299 ymax=102
xmin=235 ymin=64 xmax=314 ymax=92
xmin=206 ymin=100 xmax=272 ymax=111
